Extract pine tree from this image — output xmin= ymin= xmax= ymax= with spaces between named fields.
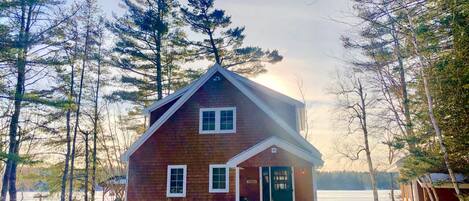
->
xmin=181 ymin=0 xmax=283 ymax=76
xmin=0 ymin=1 xmax=76 ymax=200
xmin=108 ymin=0 xmax=190 ymax=135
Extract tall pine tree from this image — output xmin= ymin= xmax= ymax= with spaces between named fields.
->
xmin=108 ymin=0 xmax=190 ymax=132
xmin=181 ymin=0 xmax=283 ymax=76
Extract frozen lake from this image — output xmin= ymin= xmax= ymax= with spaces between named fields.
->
xmin=318 ymin=190 xmax=400 ymax=201
xmin=11 ymin=190 xmax=400 ymax=200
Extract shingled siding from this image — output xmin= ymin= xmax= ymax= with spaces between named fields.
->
xmin=238 ymin=146 xmax=314 ymax=201
xmin=127 ymin=73 xmax=310 ymax=200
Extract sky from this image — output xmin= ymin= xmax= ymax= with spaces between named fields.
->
xmin=96 ymin=0 xmax=380 ymax=171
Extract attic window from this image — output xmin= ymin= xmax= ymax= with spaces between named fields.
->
xmin=199 ymin=107 xmax=236 ymax=134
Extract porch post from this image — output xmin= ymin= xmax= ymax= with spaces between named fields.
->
xmin=312 ymin=167 xmax=318 ymax=201
xmin=236 ymin=167 xmax=240 ymax=201
xmin=291 ymin=167 xmax=296 ymax=201
xmin=259 ymin=167 xmax=263 ymax=201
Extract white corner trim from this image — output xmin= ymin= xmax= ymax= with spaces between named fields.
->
xmin=312 ymin=167 xmax=318 ymax=201
xmin=121 ymin=64 xmax=323 ymax=165
xmin=209 ymin=164 xmax=229 ymax=193
xmin=124 ymin=161 xmax=129 ymax=201
xmin=226 ymin=137 xmax=322 ymax=167
xmin=166 ymin=165 xmax=187 ymax=198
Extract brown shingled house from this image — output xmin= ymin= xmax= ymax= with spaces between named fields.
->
xmin=121 ymin=64 xmax=323 ymax=201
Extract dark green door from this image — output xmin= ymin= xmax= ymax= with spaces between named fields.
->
xmin=270 ymin=167 xmax=293 ymax=201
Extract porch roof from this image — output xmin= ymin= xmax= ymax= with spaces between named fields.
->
xmin=226 ymin=137 xmax=323 ymax=168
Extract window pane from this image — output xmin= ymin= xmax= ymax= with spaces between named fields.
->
xmin=169 ymin=167 xmax=184 ymax=194
xmin=220 ymin=110 xmax=233 ymax=130
xmin=212 ymin=167 xmax=227 ymax=190
xmin=202 ymin=111 xmax=216 ymax=131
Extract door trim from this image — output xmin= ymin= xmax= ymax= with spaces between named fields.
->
xmin=291 ymin=167 xmax=295 ymax=201
xmin=269 ymin=167 xmax=272 ymax=200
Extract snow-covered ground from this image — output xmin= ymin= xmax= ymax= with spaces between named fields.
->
xmin=10 ymin=190 xmax=400 ymax=201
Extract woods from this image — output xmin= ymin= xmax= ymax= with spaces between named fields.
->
xmin=0 ymin=0 xmax=467 ymax=200
xmin=0 ymin=0 xmax=282 ymax=200
xmin=334 ymin=0 xmax=469 ymax=200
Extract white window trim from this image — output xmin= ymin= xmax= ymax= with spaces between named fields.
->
xmin=209 ymin=164 xmax=230 ymax=193
xmin=166 ymin=165 xmax=187 ymax=197
xmin=199 ymin=107 xmax=236 ymax=134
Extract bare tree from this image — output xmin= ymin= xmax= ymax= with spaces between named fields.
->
xmin=90 ymin=17 xmax=105 ymax=201
xmin=296 ymin=78 xmax=312 ymax=140
xmin=68 ymin=1 xmax=95 ymax=200
xmin=59 ymin=12 xmax=81 ymax=201
xmin=333 ymin=71 xmax=379 ymax=201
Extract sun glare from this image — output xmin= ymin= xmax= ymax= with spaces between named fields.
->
xmin=253 ymin=74 xmax=293 ymax=97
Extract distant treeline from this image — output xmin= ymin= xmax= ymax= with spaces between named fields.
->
xmin=317 ymin=171 xmax=398 ymax=190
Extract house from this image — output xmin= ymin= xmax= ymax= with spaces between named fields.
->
xmin=121 ymin=64 xmax=324 ymax=201
xmin=388 ymin=160 xmax=469 ymax=201
xmin=398 ymin=173 xmax=468 ymax=201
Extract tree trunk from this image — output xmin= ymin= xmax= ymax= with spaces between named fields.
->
xmin=419 ymin=177 xmax=436 ymax=201
xmin=155 ymin=0 xmax=164 ymax=100
xmin=425 ymin=174 xmax=439 ymax=201
xmin=60 ymin=27 xmax=78 ymax=201
xmin=68 ymin=8 xmax=92 ymax=200
xmin=357 ymin=79 xmax=379 ymax=201
xmin=389 ymin=20 xmax=414 ymax=148
xmin=208 ymin=29 xmax=221 ymax=65
xmin=390 ymin=173 xmax=395 ymax=201
xmin=1 ymin=2 xmax=30 ymax=200
xmin=156 ymin=34 xmax=163 ymax=100
xmin=84 ymin=131 xmax=89 ymax=201
xmin=91 ymin=27 xmax=103 ymax=201
xmin=403 ymin=3 xmax=462 ymax=197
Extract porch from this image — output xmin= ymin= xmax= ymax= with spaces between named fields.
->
xmin=227 ymin=137 xmax=322 ymax=201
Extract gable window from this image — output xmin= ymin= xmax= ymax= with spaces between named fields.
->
xmin=202 ymin=111 xmax=216 ymax=131
xmin=166 ymin=165 xmax=187 ymax=197
xmin=209 ymin=165 xmax=229 ymax=193
xmin=199 ymin=107 xmax=236 ymax=134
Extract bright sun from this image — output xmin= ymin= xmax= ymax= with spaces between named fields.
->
xmin=253 ymin=74 xmax=293 ymax=97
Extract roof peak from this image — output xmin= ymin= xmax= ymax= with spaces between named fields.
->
xmin=144 ymin=64 xmax=303 ymax=114
xmin=122 ymin=63 xmax=321 ymax=162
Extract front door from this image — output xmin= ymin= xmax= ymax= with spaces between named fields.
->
xmin=261 ymin=167 xmax=293 ymax=201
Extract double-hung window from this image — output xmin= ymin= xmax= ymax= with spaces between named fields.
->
xmin=166 ymin=165 xmax=187 ymax=197
xmin=209 ymin=165 xmax=229 ymax=193
xmin=199 ymin=107 xmax=236 ymax=134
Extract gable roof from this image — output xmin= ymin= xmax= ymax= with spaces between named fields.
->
xmin=143 ymin=66 xmax=304 ymax=115
xmin=226 ymin=137 xmax=323 ymax=167
xmin=142 ymin=82 xmax=194 ymax=115
xmin=121 ymin=64 xmax=322 ymax=165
